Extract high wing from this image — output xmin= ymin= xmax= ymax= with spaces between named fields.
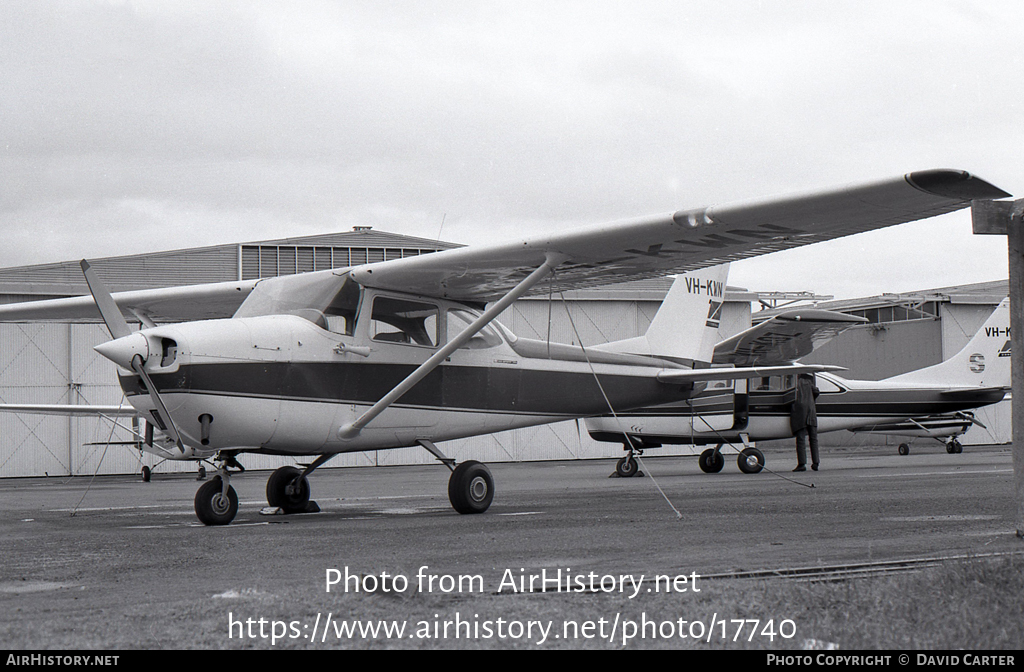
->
xmin=0 ymin=278 xmax=260 ymax=324
xmin=349 ymin=169 xmax=1009 ymax=301
xmin=0 ymin=169 xmax=1008 ymax=323
xmin=0 ymin=403 xmax=137 ymax=416
xmin=713 ymin=309 xmax=868 ymax=367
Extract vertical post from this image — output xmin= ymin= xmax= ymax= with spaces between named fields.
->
xmin=974 ymin=198 xmax=1024 ymax=538
xmin=1009 ymin=206 xmax=1024 ymax=538
xmin=67 ymin=323 xmax=74 ymax=477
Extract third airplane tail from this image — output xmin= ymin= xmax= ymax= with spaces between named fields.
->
xmin=883 ymin=297 xmax=1011 ymax=389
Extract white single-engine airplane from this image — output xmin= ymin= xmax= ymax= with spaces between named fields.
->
xmin=0 ymin=169 xmax=1009 ymax=524
xmin=587 ymin=297 xmax=1011 ymax=475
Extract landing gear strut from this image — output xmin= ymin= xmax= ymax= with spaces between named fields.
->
xmin=419 ymin=439 xmax=495 ymax=514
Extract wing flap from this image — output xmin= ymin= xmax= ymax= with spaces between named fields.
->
xmin=0 ymin=404 xmax=139 ymax=417
xmin=713 ymin=309 xmax=868 ymax=366
xmin=0 ymin=278 xmax=259 ymax=324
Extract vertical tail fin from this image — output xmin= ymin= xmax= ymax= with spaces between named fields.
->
xmin=885 ymin=298 xmax=1010 ymax=388
xmin=598 ymin=263 xmax=729 ymax=363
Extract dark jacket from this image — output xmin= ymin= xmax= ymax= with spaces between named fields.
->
xmin=789 ymin=374 xmax=819 ymax=433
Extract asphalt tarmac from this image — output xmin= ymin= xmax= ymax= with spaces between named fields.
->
xmin=1 ymin=444 xmax=1020 ymax=649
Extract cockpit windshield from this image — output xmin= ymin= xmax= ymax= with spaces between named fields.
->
xmin=233 ymin=269 xmax=361 ymax=335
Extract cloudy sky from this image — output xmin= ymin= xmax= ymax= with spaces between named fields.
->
xmin=2 ymin=0 xmax=1022 ymax=299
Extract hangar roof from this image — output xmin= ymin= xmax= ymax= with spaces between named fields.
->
xmin=753 ymin=278 xmax=1008 ymax=323
xmin=0 ymin=228 xmax=461 ymax=302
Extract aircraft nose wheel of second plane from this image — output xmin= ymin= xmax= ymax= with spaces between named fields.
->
xmin=698 ymin=448 xmax=725 ymax=473
xmin=615 ymin=454 xmax=639 ymax=478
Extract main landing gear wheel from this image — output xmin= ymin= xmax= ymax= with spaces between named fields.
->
xmin=140 ymin=465 xmax=151 ymax=482
xmin=615 ymin=455 xmax=639 ymax=478
xmin=737 ymin=447 xmax=764 ymax=474
xmin=698 ymin=448 xmax=725 ymax=474
xmin=898 ymin=443 xmax=910 ymax=456
xmin=946 ymin=439 xmax=963 ymax=454
xmin=266 ymin=465 xmax=311 ymax=514
xmin=194 ymin=476 xmax=238 ymax=526
xmin=448 ymin=460 xmax=494 ymax=514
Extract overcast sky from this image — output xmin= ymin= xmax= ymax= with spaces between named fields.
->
xmin=2 ymin=1 xmax=1022 ymax=300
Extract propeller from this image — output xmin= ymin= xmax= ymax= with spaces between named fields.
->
xmin=81 ymin=260 xmax=187 ymax=453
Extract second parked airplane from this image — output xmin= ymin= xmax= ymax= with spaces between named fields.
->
xmin=587 ymin=298 xmax=1011 ymax=476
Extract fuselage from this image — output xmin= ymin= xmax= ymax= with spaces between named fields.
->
xmin=585 ymin=371 xmax=1006 ymax=446
xmin=110 ymin=288 xmax=696 ymax=457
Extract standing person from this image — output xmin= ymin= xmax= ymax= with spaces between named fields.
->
xmin=790 ymin=373 xmax=820 ymax=471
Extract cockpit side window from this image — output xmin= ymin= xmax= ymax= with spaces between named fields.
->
xmin=370 ymin=297 xmax=438 ymax=347
xmin=232 ymin=269 xmax=360 ymax=336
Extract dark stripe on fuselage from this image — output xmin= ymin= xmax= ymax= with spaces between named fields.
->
xmin=118 ymin=361 xmax=692 ymax=416
xmin=612 ymin=387 xmax=1004 ymax=419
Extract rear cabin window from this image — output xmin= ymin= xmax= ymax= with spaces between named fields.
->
xmin=815 ymin=377 xmax=843 ymax=393
xmin=370 ymin=297 xmax=439 ymax=347
xmin=752 ymin=375 xmax=796 ymax=392
xmin=447 ymin=309 xmax=503 ymax=349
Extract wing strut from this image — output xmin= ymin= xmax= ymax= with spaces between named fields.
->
xmin=338 ymin=254 xmax=566 ymax=439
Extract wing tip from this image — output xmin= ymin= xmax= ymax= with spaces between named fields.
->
xmin=905 ymin=169 xmax=1011 ymax=201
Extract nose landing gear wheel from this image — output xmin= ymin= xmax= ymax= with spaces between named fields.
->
xmin=615 ymin=455 xmax=639 ymax=478
xmin=698 ymin=448 xmax=725 ymax=473
xmin=448 ymin=460 xmax=494 ymax=514
xmin=195 ymin=477 xmax=238 ymax=526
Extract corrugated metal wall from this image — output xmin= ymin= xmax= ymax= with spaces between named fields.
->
xmin=801 ymin=318 xmax=944 ymax=381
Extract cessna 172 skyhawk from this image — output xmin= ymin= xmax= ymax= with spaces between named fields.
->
xmin=0 ymin=169 xmax=1010 ymax=525
xmin=587 ymin=297 xmax=1011 ymax=475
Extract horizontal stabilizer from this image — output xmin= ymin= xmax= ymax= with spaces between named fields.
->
xmin=656 ymin=363 xmax=846 ymax=384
